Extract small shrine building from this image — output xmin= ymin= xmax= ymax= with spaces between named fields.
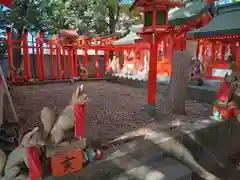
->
xmin=188 ymin=2 xmax=240 ymax=80
xmin=114 ymin=1 xmax=212 ymax=79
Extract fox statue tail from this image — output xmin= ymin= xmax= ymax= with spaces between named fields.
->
xmin=40 ymin=107 xmax=57 ymax=141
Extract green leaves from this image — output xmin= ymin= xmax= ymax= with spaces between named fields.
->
xmin=0 ymin=0 xmax=141 ymax=37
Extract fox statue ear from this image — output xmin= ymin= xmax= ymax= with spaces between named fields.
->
xmin=76 ymin=84 xmax=84 ymax=97
xmin=21 ymin=127 xmax=40 ymax=146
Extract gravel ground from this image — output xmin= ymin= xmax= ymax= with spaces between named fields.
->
xmin=6 ymin=81 xmax=212 ymax=142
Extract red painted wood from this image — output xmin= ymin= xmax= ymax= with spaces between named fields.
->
xmin=148 ymin=42 xmax=158 ymax=105
xmin=74 ymin=104 xmax=85 ymax=137
xmin=26 ymin=146 xmax=43 ymax=180
xmin=0 ymin=0 xmax=12 ymax=8
xmin=216 ymin=81 xmax=231 ymax=102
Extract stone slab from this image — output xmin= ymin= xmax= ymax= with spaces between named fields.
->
xmin=109 ymin=77 xmax=218 ymax=104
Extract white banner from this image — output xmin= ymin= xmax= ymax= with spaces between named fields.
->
xmin=0 ymin=66 xmax=18 ymax=126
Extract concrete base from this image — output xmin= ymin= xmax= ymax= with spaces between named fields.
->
xmin=147 ymin=104 xmax=156 ymax=117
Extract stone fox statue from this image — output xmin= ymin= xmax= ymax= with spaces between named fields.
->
xmin=41 ymin=84 xmax=89 ymax=145
xmin=0 ymin=127 xmax=45 ymax=180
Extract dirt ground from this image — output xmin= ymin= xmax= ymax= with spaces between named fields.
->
xmin=6 ymin=81 xmax=212 ymax=142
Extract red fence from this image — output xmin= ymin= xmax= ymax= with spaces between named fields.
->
xmin=2 ymin=29 xmax=120 ymax=84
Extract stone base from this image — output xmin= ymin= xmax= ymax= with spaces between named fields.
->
xmin=147 ymin=104 xmax=156 ymax=117
xmin=46 ymin=139 xmax=86 ymax=177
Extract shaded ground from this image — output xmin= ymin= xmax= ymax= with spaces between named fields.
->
xmin=7 ymin=81 xmax=212 ymax=142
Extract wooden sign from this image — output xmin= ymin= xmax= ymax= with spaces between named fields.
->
xmin=0 ymin=65 xmax=18 ymax=126
xmin=50 ymin=149 xmax=83 ymax=177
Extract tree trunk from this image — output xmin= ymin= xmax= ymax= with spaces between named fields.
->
xmin=108 ymin=1 xmax=120 ymax=34
xmin=167 ymin=41 xmax=197 ymax=114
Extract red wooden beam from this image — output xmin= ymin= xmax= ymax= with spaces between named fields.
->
xmin=0 ymin=0 xmax=12 ymax=8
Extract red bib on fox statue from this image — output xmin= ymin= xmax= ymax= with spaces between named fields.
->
xmin=26 ymin=146 xmax=43 ymax=180
xmin=74 ymin=104 xmax=85 ymax=137
xmin=216 ymin=81 xmax=231 ymax=102
xmin=0 ymin=0 xmax=12 ymax=8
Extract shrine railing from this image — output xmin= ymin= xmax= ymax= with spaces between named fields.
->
xmin=0 ymin=30 xmax=120 ymax=84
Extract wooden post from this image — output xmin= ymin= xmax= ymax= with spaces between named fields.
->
xmin=104 ymin=50 xmax=109 ymax=74
xmin=236 ymin=46 xmax=240 ymax=70
xmin=74 ymin=49 xmax=79 ymax=77
xmin=202 ymin=44 xmax=206 ymax=74
xmin=83 ymin=48 xmax=88 ymax=78
xmin=163 ymin=37 xmax=167 ymax=62
xmin=220 ymin=44 xmax=226 ymax=63
xmin=40 ymin=31 xmax=46 ymax=80
xmin=23 ymin=30 xmax=31 ymax=80
xmin=95 ymin=49 xmax=100 ymax=77
xmin=207 ymin=43 xmax=215 ymax=78
xmin=119 ymin=48 xmax=124 ymax=71
xmin=49 ymin=41 xmax=55 ymax=80
xmin=147 ymin=34 xmax=158 ymax=117
xmin=62 ymin=47 xmax=67 ymax=79
xmin=6 ymin=30 xmax=15 ymax=82
xmin=56 ymin=44 xmax=62 ymax=80
xmin=140 ymin=48 xmax=144 ymax=70
xmin=36 ymin=36 xmax=42 ymax=80
xmin=168 ymin=36 xmax=173 ymax=76
xmin=68 ymin=47 xmax=74 ymax=78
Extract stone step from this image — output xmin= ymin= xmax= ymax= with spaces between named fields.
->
xmin=47 ymin=136 xmax=192 ymax=180
xmin=110 ymin=156 xmax=191 ymax=180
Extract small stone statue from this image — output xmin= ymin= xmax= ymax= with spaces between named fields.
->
xmin=0 ymin=127 xmax=45 ymax=180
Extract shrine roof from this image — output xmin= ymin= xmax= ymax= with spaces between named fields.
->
xmin=130 ymin=0 xmax=184 ymax=10
xmin=168 ymin=1 xmax=209 ymax=26
xmin=112 ymin=25 xmax=143 ymax=46
xmin=188 ymin=2 xmax=240 ymax=38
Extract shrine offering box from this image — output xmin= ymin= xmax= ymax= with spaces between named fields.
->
xmin=46 ymin=139 xmax=86 ymax=177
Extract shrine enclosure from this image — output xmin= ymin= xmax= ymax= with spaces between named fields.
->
xmin=1 ymin=29 xmax=121 ymax=83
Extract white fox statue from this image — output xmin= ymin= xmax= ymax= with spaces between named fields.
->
xmin=0 ymin=127 xmax=45 ymax=180
xmin=41 ymin=84 xmax=89 ymax=145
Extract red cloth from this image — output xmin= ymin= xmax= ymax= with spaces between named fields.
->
xmin=74 ymin=104 xmax=85 ymax=137
xmin=0 ymin=0 xmax=12 ymax=8
xmin=26 ymin=146 xmax=42 ymax=180
xmin=216 ymin=82 xmax=231 ymax=102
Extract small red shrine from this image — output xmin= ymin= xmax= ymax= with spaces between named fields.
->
xmin=189 ymin=2 xmax=240 ymax=80
xmin=188 ymin=2 xmax=240 ymax=120
xmin=130 ymin=0 xmax=213 ymax=116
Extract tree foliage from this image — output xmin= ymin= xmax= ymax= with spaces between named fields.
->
xmin=38 ymin=0 xmax=141 ymax=35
